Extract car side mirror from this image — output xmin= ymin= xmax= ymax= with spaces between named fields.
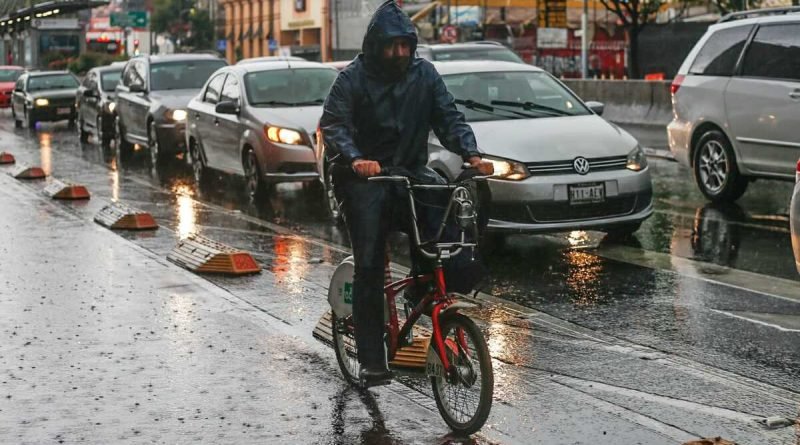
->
xmin=585 ymin=101 xmax=605 ymax=116
xmin=215 ymin=100 xmax=239 ymax=115
xmin=129 ymin=83 xmax=146 ymax=94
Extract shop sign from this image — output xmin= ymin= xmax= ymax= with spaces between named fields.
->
xmin=537 ymin=27 xmax=568 ymax=49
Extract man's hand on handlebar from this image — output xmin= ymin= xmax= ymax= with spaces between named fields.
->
xmin=352 ymin=159 xmax=382 ymax=178
xmin=467 ymin=156 xmax=494 ymax=176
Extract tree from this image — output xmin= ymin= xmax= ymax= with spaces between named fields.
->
xmin=596 ymin=0 xmax=663 ymax=79
xmin=710 ymin=0 xmax=763 ymax=15
xmin=151 ymin=0 xmax=214 ymax=51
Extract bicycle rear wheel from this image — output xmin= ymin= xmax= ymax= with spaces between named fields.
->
xmin=431 ymin=313 xmax=493 ymax=435
xmin=332 ymin=314 xmax=360 ymax=386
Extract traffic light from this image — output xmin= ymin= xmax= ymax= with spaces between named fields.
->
xmin=133 ymin=39 xmax=140 ymax=56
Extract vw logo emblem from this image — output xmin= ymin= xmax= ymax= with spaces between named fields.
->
xmin=573 ymin=157 xmax=590 ymax=175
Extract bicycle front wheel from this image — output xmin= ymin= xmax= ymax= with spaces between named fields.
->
xmin=431 ymin=313 xmax=494 ymax=435
xmin=332 ymin=314 xmax=360 ymax=386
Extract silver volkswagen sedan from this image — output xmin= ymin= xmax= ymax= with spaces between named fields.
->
xmin=186 ymin=60 xmax=337 ymax=199
xmin=429 ymin=61 xmax=653 ymax=237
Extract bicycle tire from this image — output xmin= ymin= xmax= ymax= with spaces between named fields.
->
xmin=332 ymin=314 xmax=360 ymax=386
xmin=431 ymin=313 xmax=493 ymax=435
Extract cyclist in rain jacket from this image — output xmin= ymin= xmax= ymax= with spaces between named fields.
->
xmin=320 ymin=0 xmax=493 ymax=386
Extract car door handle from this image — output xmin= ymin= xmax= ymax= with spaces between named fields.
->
xmin=790 ymin=91 xmax=800 ymax=99
xmin=214 ymin=118 xmax=220 ymax=126
xmin=194 ymin=112 xmax=201 ymax=120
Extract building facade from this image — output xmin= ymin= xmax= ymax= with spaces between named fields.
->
xmin=220 ymin=0 xmax=331 ymax=63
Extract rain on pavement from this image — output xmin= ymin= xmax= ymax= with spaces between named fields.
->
xmin=0 ymin=115 xmax=798 ymax=444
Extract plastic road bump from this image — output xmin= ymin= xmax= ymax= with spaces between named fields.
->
xmin=94 ymin=202 xmax=158 ymax=230
xmin=0 ymin=152 xmax=14 ymax=164
xmin=167 ymin=233 xmax=261 ymax=275
xmin=43 ymin=179 xmax=90 ymax=200
xmin=9 ymin=164 xmax=46 ymax=180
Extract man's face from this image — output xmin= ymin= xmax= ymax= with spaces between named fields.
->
xmin=381 ymin=37 xmax=411 ymax=77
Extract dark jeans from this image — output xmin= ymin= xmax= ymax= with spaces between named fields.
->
xmin=333 ymin=166 xmax=444 ymax=368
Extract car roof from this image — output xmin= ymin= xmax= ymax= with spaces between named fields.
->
xmin=27 ymin=70 xmax=74 ymax=77
xmin=228 ymin=60 xmax=336 ymax=75
xmin=431 ymin=60 xmax=542 ymax=75
xmin=236 ymin=56 xmax=306 ymax=65
xmin=91 ymin=65 xmax=124 ymax=73
xmin=136 ymin=53 xmax=226 ymax=64
xmin=710 ymin=9 xmax=800 ymax=31
xmin=0 ymin=65 xmax=23 ymax=70
xmin=419 ymin=42 xmax=506 ymax=51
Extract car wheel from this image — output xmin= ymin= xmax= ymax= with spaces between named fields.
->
xmin=604 ymin=222 xmax=642 ymax=241
xmin=323 ymin=162 xmax=344 ymax=225
xmin=148 ymin=121 xmax=163 ymax=167
xmin=693 ymin=130 xmax=748 ymax=202
xmin=190 ymin=140 xmax=208 ymax=186
xmin=243 ymin=148 xmax=268 ymax=201
xmin=115 ymin=118 xmax=134 ymax=160
xmin=78 ymin=117 xmax=89 ymax=142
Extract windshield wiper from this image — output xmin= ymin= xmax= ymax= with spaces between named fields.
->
xmin=455 ymin=98 xmax=537 ymax=119
xmin=490 ymin=100 xmax=571 ymax=116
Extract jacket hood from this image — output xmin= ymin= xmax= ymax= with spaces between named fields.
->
xmin=361 ymin=0 xmax=418 ymax=71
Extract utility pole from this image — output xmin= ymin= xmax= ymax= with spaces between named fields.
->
xmin=581 ymin=0 xmax=588 ymax=79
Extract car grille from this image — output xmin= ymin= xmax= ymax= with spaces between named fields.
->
xmin=490 ymin=195 xmax=638 ymax=224
xmin=526 ymin=155 xmax=628 ymax=175
xmin=47 ymin=97 xmax=75 ymax=107
xmin=278 ymin=162 xmax=316 ymax=174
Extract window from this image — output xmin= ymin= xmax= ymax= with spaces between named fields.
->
xmin=15 ymin=77 xmax=25 ymax=92
xmin=244 ymin=68 xmax=337 ymax=106
xmin=100 ymin=70 xmax=122 ymax=92
xmin=149 ymin=59 xmax=227 ymax=91
xmin=132 ymin=61 xmax=147 ymax=88
xmin=442 ymin=71 xmax=590 ymax=122
xmin=204 ymin=73 xmax=227 ymax=104
xmin=220 ymin=76 xmax=240 ymax=103
xmin=0 ymin=68 xmax=22 ymax=82
xmin=83 ymin=72 xmax=97 ymax=91
xmin=741 ymin=24 xmax=800 ymax=81
xmin=689 ymin=25 xmax=752 ymax=76
xmin=27 ymin=74 xmax=79 ymax=91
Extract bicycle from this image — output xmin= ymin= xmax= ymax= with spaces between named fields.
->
xmin=314 ymin=166 xmax=494 ymax=435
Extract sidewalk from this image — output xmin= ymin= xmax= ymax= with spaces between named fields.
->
xmin=0 ymin=173 xmax=440 ymax=444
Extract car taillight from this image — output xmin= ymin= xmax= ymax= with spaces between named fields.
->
xmin=796 ymin=158 xmax=800 ymax=184
xmin=671 ymin=75 xmax=685 ymax=96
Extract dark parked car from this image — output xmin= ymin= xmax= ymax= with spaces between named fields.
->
xmin=76 ymin=64 xmax=124 ymax=146
xmin=115 ymin=54 xmax=227 ymax=165
xmin=11 ymin=71 xmax=80 ymax=130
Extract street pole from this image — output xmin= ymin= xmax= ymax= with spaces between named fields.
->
xmin=581 ymin=0 xmax=587 ymax=79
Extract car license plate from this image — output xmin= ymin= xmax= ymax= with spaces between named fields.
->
xmin=57 ymin=107 xmax=71 ymax=115
xmin=569 ymin=183 xmax=605 ymax=204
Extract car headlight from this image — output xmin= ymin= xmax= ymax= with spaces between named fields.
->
xmin=167 ymin=109 xmax=187 ymax=121
xmin=484 ymin=156 xmax=528 ymax=181
xmin=107 ymin=101 xmax=116 ymax=113
xmin=34 ymin=98 xmax=49 ymax=107
xmin=626 ymin=146 xmax=648 ymax=171
xmin=265 ymin=126 xmax=303 ymax=145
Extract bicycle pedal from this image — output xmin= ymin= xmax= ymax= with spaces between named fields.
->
xmin=359 ymin=376 xmax=393 ymax=389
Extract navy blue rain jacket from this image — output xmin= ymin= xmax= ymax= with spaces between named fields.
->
xmin=320 ymin=0 xmax=479 ymax=173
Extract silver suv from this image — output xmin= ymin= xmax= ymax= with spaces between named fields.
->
xmin=668 ymin=8 xmax=800 ymax=202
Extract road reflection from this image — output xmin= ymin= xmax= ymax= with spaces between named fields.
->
xmin=271 ymin=235 xmax=310 ymax=294
xmin=174 ymin=183 xmax=198 ymax=239
xmin=38 ymin=132 xmax=52 ymax=175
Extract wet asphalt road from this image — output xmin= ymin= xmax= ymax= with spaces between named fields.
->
xmin=0 ymin=114 xmax=798 ymax=444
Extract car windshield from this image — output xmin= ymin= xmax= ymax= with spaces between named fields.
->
xmin=443 ymin=71 xmax=590 ymax=122
xmin=433 ymin=47 xmax=523 ymax=63
xmin=0 ymin=69 xmax=22 ymax=82
xmin=150 ymin=60 xmax=227 ymax=91
xmin=245 ymin=68 xmax=337 ymax=106
xmin=101 ymin=70 xmax=122 ymax=92
xmin=27 ymin=74 xmax=79 ymax=91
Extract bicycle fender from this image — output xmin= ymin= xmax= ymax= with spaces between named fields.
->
xmin=441 ymin=301 xmax=477 ymax=316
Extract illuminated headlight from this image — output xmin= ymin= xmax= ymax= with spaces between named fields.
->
xmin=167 ymin=109 xmax=187 ymax=121
xmin=484 ymin=156 xmax=528 ymax=181
xmin=266 ymin=126 xmax=303 ymax=145
xmin=34 ymin=98 xmax=49 ymax=107
xmin=626 ymin=146 xmax=648 ymax=171
xmin=106 ymin=101 xmax=116 ymax=113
